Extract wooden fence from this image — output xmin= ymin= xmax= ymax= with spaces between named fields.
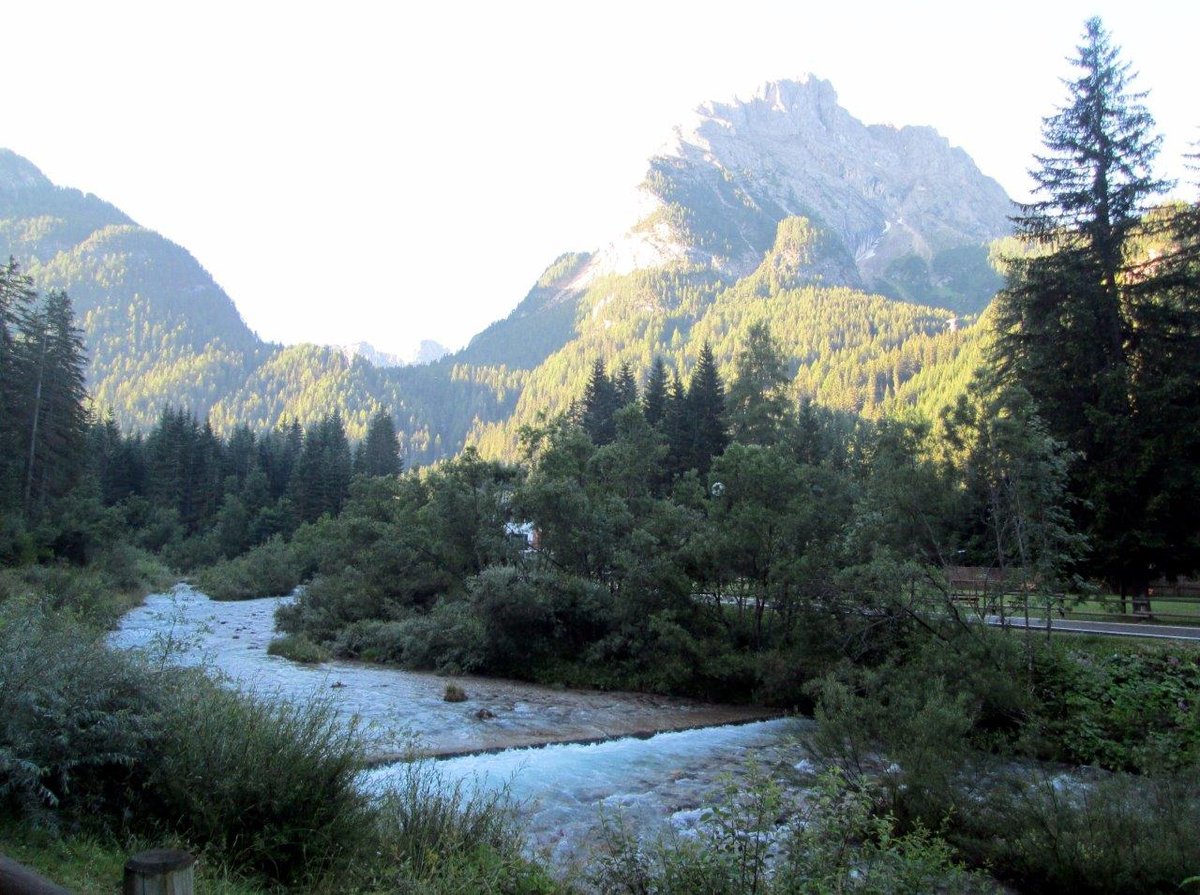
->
xmin=942 ymin=567 xmax=1200 ymax=625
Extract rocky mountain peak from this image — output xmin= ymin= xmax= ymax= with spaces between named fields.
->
xmin=336 ymin=339 xmax=449 ymax=368
xmin=581 ymin=76 xmax=1012 ymax=304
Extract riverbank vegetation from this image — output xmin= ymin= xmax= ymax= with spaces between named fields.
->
xmin=2 ymin=15 xmax=1199 ymax=894
xmin=0 ymin=598 xmax=555 ymax=893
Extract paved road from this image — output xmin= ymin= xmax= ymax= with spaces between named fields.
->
xmin=985 ymin=615 xmax=1200 ymax=641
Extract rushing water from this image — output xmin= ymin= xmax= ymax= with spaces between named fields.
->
xmin=113 ymin=585 xmax=813 ymax=866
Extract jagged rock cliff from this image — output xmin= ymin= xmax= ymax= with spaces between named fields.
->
xmin=578 ymin=77 xmax=1012 ymax=305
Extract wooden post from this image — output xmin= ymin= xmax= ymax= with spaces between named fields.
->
xmin=122 ymin=850 xmax=194 ymax=895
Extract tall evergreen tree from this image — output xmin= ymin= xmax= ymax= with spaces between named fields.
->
xmin=581 ymin=359 xmax=619 ymax=446
xmin=614 ymin=362 xmax=638 ymax=410
xmin=18 ymin=290 xmax=90 ymax=516
xmin=89 ymin=414 xmax=146 ymax=506
xmin=685 ymin=342 xmax=729 ymax=475
xmin=292 ymin=412 xmax=352 ymax=522
xmin=0 ymin=261 xmax=37 ymax=511
xmin=664 ymin=371 xmax=690 ymax=481
xmin=643 ymin=357 xmax=669 ymax=430
xmin=727 ymin=322 xmax=791 ymax=445
xmin=145 ymin=407 xmax=222 ymax=533
xmin=355 ymin=409 xmax=402 ymax=477
xmin=992 ymin=18 xmax=1198 ymax=605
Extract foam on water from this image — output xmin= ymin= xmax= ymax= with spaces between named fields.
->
xmin=113 ymin=586 xmax=811 ymax=865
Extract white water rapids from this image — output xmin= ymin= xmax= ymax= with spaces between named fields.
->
xmin=112 ymin=585 xmax=814 ymax=867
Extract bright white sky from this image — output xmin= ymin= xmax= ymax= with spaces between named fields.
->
xmin=4 ymin=1 xmax=1197 ymax=354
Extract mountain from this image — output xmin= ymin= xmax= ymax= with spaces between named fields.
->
xmin=0 ymin=78 xmax=1013 ymax=463
xmin=336 ymin=340 xmax=450 ymax=368
xmin=455 ymin=78 xmax=1011 ymax=456
xmin=579 ymin=77 xmax=1009 ymax=307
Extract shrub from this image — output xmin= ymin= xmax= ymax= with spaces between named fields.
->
xmin=322 ymin=603 xmax=486 ymax=673
xmin=0 ymin=599 xmax=558 ymax=892
xmin=143 ymin=674 xmax=371 ymax=885
xmin=443 ymin=684 xmax=467 ymax=703
xmin=194 ymin=535 xmax=302 ymax=601
xmin=266 ymin=633 xmax=329 ymax=664
xmin=589 ymin=766 xmax=992 ymax=893
xmin=363 ymin=759 xmax=558 ymax=894
xmin=470 ymin=566 xmax=611 ymax=676
xmin=1028 ymin=642 xmax=1200 ymax=771
xmin=963 ymin=767 xmax=1200 ymax=893
xmin=0 ymin=601 xmax=157 ymax=825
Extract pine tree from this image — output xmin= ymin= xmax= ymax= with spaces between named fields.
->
xmin=992 ymin=18 xmax=1199 ymax=605
xmin=643 ymin=357 xmax=669 ymax=430
xmin=356 ymin=409 xmax=402 ymax=477
xmin=292 ymin=412 xmax=352 ymax=522
xmin=0 ymin=260 xmax=37 ymax=512
xmin=18 ymin=290 xmax=90 ymax=516
xmin=581 ymin=359 xmax=619 ymax=446
xmin=664 ymin=371 xmax=690 ymax=481
xmin=89 ymin=413 xmax=146 ymax=506
xmin=727 ymin=322 xmax=791 ymax=445
xmin=614 ymin=362 xmax=638 ymax=409
xmin=685 ymin=343 xmax=729 ymax=475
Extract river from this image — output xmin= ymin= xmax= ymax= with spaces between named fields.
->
xmin=112 ymin=585 xmax=815 ymax=868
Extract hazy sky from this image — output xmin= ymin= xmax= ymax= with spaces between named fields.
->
xmin=4 ymin=1 xmax=1197 ymax=354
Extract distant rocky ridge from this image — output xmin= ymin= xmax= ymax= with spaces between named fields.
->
xmin=0 ymin=78 xmax=1012 ymax=463
xmin=575 ymin=77 xmax=1010 ymax=310
xmin=336 ymin=340 xmax=450 ymax=368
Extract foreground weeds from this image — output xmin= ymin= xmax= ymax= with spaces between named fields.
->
xmin=0 ymin=598 xmax=556 ymax=893
xmin=590 ymin=766 xmax=994 ymax=894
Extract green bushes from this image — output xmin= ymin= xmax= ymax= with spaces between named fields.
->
xmin=143 ymin=675 xmax=370 ymax=884
xmin=364 ymin=758 xmax=554 ymax=892
xmin=266 ymin=632 xmax=330 ymax=664
xmin=960 ymin=767 xmax=1200 ymax=893
xmin=193 ymin=534 xmax=304 ymax=600
xmin=805 ymin=627 xmax=1200 ymax=894
xmin=0 ymin=599 xmax=551 ymax=891
xmin=0 ymin=546 xmax=171 ymax=627
xmin=1028 ymin=644 xmax=1200 ymax=771
xmin=0 ymin=602 xmax=158 ymax=825
xmin=590 ymin=767 xmax=993 ymax=894
xmin=470 ymin=566 xmax=612 ymax=675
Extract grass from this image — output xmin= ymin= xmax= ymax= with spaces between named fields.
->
xmin=0 ymin=822 xmax=263 ymax=895
xmin=946 ymin=591 xmax=1200 ymax=627
xmin=1063 ymin=595 xmax=1200 ymax=624
xmin=0 ymin=547 xmax=173 ymax=630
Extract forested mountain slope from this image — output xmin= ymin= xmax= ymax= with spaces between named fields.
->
xmin=0 ymin=77 xmax=1013 ymax=463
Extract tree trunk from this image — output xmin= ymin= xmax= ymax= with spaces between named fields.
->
xmin=22 ymin=325 xmax=48 ymax=516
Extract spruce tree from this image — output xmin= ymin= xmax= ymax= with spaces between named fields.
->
xmin=356 ymin=409 xmax=402 ymax=477
xmin=0 ymin=261 xmax=37 ymax=511
xmin=18 ymin=290 xmax=90 ymax=516
xmin=292 ymin=412 xmax=352 ymax=522
xmin=727 ymin=322 xmax=791 ymax=445
xmin=685 ymin=343 xmax=729 ymax=475
xmin=614 ymin=362 xmax=638 ymax=410
xmin=992 ymin=18 xmax=1198 ymax=605
xmin=581 ymin=359 xmax=618 ymax=445
xmin=643 ymin=357 xmax=669 ymax=430
xmin=664 ymin=371 xmax=690 ymax=480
